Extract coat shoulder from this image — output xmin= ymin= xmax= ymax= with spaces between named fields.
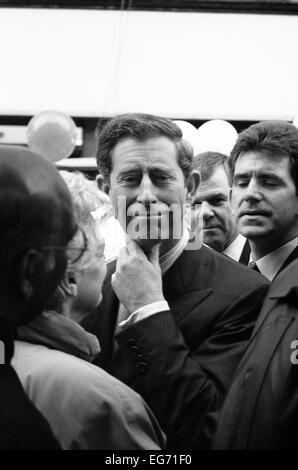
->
xmin=188 ymin=245 xmax=270 ymax=292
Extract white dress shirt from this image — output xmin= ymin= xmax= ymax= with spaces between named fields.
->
xmin=223 ymin=234 xmax=247 ymax=262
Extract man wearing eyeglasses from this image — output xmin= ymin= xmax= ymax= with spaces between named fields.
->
xmin=84 ymin=113 xmax=269 ymax=449
xmin=0 ymin=145 xmax=77 ymax=449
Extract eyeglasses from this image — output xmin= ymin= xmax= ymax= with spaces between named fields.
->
xmin=40 ymin=225 xmax=88 ymax=266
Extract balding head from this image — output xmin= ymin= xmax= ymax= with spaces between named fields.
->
xmin=0 ymin=146 xmax=76 ymax=326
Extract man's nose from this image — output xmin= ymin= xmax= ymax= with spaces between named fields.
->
xmin=136 ymin=174 xmax=158 ymax=205
xmin=202 ymin=201 xmax=214 ymax=220
xmin=243 ymin=179 xmax=262 ymax=202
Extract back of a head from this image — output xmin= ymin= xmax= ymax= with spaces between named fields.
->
xmin=193 ymin=151 xmax=231 ymax=186
xmin=230 ymin=120 xmax=298 ymax=190
xmin=0 ymin=146 xmax=73 ymax=256
xmin=0 ymin=145 xmax=75 ymax=325
xmin=96 ymin=113 xmax=194 ymax=182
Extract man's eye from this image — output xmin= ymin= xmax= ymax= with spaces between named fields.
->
xmin=154 ymin=174 xmax=170 ymax=182
xmin=214 ymin=197 xmax=226 ymax=204
xmin=122 ymin=176 xmax=138 ymax=184
xmin=191 ymin=201 xmax=202 ymax=207
xmin=262 ymin=179 xmax=278 ymax=187
xmin=234 ymin=179 xmax=248 ymax=187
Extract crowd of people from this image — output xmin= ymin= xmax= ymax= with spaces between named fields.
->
xmin=1 ymin=114 xmax=298 ymax=450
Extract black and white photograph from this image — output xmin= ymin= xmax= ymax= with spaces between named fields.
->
xmin=1 ymin=0 xmax=298 ymax=457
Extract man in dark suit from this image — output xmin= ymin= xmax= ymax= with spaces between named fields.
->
xmin=230 ymin=120 xmax=298 ymax=280
xmin=85 ymin=113 xmax=269 ymax=449
xmin=191 ymin=151 xmax=250 ymax=264
xmin=0 ymin=146 xmax=78 ymax=449
xmin=212 ymin=257 xmax=298 ymax=449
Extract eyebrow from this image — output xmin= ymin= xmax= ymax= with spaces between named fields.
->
xmin=150 ymin=167 xmax=175 ymax=176
xmin=118 ymin=165 xmax=175 ymax=176
xmin=195 ymin=189 xmax=228 ymax=199
xmin=118 ymin=166 xmax=141 ymax=174
xmin=233 ymin=170 xmax=283 ymax=180
xmin=233 ymin=171 xmax=251 ymax=178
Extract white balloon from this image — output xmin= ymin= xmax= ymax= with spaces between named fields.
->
xmin=27 ymin=110 xmax=77 ymax=163
xmin=195 ymin=120 xmax=238 ymax=156
xmin=174 ymin=120 xmax=199 ymax=153
xmin=293 ymin=114 xmax=298 ymax=128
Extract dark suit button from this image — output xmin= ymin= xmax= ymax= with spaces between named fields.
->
xmin=136 ymin=361 xmax=148 ymax=374
xmin=127 ymin=338 xmax=137 ymax=347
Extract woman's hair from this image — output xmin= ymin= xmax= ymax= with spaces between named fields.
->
xmin=45 ymin=171 xmax=110 ymax=313
xmin=59 ymin=170 xmax=111 ymax=225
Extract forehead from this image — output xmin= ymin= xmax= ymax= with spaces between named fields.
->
xmin=234 ymin=150 xmax=292 ymax=176
xmin=110 ymin=136 xmax=180 ymax=173
xmin=198 ymin=166 xmax=230 ymax=195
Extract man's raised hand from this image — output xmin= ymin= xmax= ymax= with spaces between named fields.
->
xmin=111 ymin=240 xmax=165 ymax=313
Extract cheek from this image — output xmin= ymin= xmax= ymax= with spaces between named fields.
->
xmin=223 ymin=207 xmax=234 ymax=226
xmin=161 ymin=185 xmax=187 ymax=206
xmin=174 ymin=186 xmax=187 ymax=202
xmin=110 ymin=187 xmax=132 ymax=218
xmin=88 ymin=261 xmax=107 ymax=298
xmin=231 ymin=191 xmax=241 ymax=210
xmin=81 ymin=260 xmax=106 ymax=291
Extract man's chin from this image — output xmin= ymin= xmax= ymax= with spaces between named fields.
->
xmin=239 ymin=226 xmax=269 ymax=239
xmin=134 ymin=238 xmax=161 ymax=254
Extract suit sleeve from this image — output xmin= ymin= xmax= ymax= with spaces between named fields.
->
xmin=116 ymin=281 xmax=269 ymax=449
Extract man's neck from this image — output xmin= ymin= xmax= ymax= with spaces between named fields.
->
xmin=138 ymin=238 xmax=181 ymax=258
xmin=159 ymin=238 xmax=181 ymax=258
xmin=223 ymin=230 xmax=239 ymax=252
xmin=250 ymin=231 xmax=298 ymax=260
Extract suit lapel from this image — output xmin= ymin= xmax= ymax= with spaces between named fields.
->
xmin=92 ymin=261 xmax=119 ymax=366
xmin=169 ymin=290 xmax=213 ymax=323
xmin=162 ymin=246 xmax=214 ymax=323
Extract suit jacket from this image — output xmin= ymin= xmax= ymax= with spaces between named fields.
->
xmin=84 ymin=244 xmax=269 ymax=449
xmin=212 ymin=258 xmax=298 ymax=449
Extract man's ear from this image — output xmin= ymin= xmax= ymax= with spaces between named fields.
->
xmin=186 ymin=170 xmax=200 ymax=202
xmin=60 ymin=270 xmax=78 ymax=298
xmin=96 ymin=174 xmax=110 ymax=195
xmin=19 ymin=250 xmax=43 ymax=300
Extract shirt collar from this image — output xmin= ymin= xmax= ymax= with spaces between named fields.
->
xmin=223 ymin=234 xmax=247 ymax=262
xmin=17 ymin=311 xmax=100 ymax=362
xmin=249 ymin=236 xmax=298 ymax=281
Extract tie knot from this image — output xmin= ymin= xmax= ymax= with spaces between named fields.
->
xmin=248 ymin=260 xmax=259 ymax=272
